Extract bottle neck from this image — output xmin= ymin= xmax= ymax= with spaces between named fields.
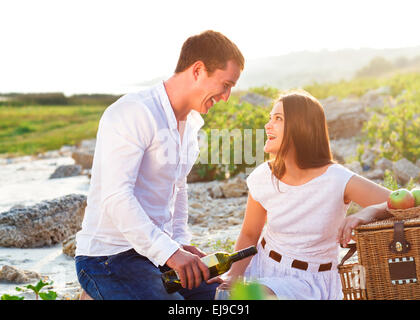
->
xmin=230 ymin=246 xmax=257 ymax=263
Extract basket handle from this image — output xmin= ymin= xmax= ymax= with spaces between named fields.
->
xmin=338 ymin=243 xmax=357 ymax=267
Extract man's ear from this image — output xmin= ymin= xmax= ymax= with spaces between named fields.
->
xmin=191 ymin=61 xmax=206 ymax=80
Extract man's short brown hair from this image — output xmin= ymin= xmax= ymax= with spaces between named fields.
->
xmin=174 ymin=30 xmax=244 ymax=75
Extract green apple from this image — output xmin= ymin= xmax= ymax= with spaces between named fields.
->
xmin=411 ymin=188 xmax=420 ymax=207
xmin=387 ymin=188 xmax=415 ymax=209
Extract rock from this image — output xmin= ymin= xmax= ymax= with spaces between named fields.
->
xmin=0 ymin=265 xmax=41 ymax=284
xmin=330 ymin=138 xmax=359 ymax=163
xmin=363 ymin=168 xmax=384 ymax=180
xmin=190 ymin=202 xmax=204 ymax=209
xmin=70 ymin=139 xmax=96 ymax=170
xmin=344 ymin=162 xmax=363 ymax=175
xmin=9 ymin=204 xmax=26 ymax=210
xmin=321 ymin=97 xmax=369 ymax=139
xmin=376 ymin=158 xmax=393 ymax=171
xmin=0 ymin=194 xmax=87 ymax=248
xmin=360 ymin=87 xmax=393 ymax=109
xmin=36 ymin=150 xmax=61 ymax=159
xmin=393 ymin=158 xmax=420 ymax=185
xmin=62 ymin=234 xmax=76 ymax=258
xmin=361 ymin=150 xmax=377 ymax=169
xmin=239 ymin=92 xmax=272 ymax=107
xmin=220 ymin=176 xmax=248 ymax=198
xmin=208 ymin=184 xmax=224 ymax=198
xmin=71 ymin=150 xmax=94 ymax=170
xmin=59 ymin=145 xmax=77 ymax=156
xmin=227 ymin=217 xmax=242 ymax=225
xmin=416 ymin=159 xmax=420 ymax=168
xmin=78 ymin=139 xmax=96 ymax=150
xmin=49 ymin=164 xmax=82 ymax=179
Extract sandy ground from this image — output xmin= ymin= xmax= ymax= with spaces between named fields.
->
xmin=0 ymin=156 xmax=90 ymax=213
xmin=0 ymin=156 xmax=90 ymax=299
xmin=0 ymin=245 xmax=81 ymax=299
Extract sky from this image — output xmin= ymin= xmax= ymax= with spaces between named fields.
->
xmin=1 ymin=0 xmax=420 ymax=95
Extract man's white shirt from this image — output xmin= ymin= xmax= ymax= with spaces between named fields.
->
xmin=75 ymin=81 xmax=204 ymax=267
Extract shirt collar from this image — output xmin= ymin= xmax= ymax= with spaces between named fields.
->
xmin=155 ymin=81 xmax=205 ymax=132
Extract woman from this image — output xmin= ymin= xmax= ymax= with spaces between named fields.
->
xmin=223 ymin=90 xmax=391 ymax=300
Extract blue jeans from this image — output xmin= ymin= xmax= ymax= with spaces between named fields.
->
xmin=75 ymin=248 xmax=219 ymax=300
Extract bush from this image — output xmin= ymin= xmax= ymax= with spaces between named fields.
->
xmin=361 ymin=86 xmax=420 ymax=163
xmin=196 ymin=96 xmax=269 ymax=180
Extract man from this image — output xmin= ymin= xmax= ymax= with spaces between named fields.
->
xmin=75 ymin=30 xmax=244 ymax=300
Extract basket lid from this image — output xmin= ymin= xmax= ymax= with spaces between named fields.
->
xmin=355 ymin=216 xmax=420 ymax=232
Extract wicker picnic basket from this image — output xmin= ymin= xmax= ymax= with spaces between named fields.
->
xmin=338 ymin=216 xmax=420 ymax=300
xmin=387 ymin=206 xmax=420 ymax=220
xmin=338 ymin=243 xmax=367 ymax=300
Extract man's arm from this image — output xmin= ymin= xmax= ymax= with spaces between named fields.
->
xmin=98 ymin=102 xmax=209 ymax=289
xmin=98 ymin=102 xmax=180 ymax=267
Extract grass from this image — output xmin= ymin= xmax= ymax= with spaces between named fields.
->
xmin=0 ymin=105 xmax=106 ymax=157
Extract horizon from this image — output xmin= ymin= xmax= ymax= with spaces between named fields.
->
xmin=2 ymin=45 xmax=420 ymax=97
xmin=1 ymin=0 xmax=420 ymax=95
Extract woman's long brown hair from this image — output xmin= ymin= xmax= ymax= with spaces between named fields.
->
xmin=270 ymin=91 xmax=334 ymax=185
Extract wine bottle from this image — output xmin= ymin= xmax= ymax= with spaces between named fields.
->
xmin=161 ymin=245 xmax=257 ymax=294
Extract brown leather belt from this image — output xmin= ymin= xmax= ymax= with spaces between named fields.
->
xmin=261 ymin=237 xmax=332 ymax=272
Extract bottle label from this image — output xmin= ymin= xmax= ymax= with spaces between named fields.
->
xmin=201 ymin=255 xmax=219 ymax=267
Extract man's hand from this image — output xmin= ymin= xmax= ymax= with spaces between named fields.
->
xmin=181 ymin=244 xmax=207 ymax=258
xmin=181 ymin=245 xmax=223 ymax=284
xmin=165 ymin=248 xmax=210 ymax=290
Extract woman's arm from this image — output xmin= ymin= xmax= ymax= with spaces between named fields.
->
xmin=337 ymin=175 xmax=392 ymax=247
xmin=224 ymin=193 xmax=267 ymax=281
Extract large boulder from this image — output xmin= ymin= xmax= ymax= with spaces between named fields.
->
xmin=0 ymin=194 xmax=86 ymax=248
xmin=321 ymin=97 xmax=369 ymax=139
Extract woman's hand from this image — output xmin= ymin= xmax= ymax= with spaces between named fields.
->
xmin=216 ymin=272 xmax=242 ymax=288
xmin=337 ymin=214 xmax=368 ymax=248
xmin=206 ymin=275 xmax=224 ymax=285
xmin=337 ymin=201 xmax=390 ymax=248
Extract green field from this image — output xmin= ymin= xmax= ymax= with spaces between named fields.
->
xmin=0 ymin=105 xmax=106 ymax=157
